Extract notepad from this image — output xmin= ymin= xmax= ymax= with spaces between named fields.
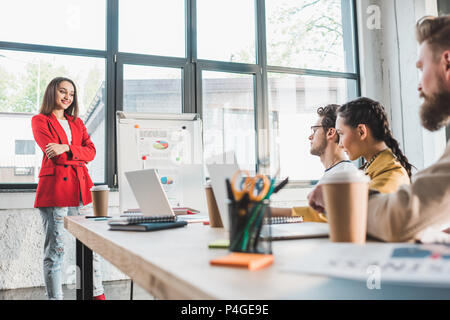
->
xmin=109 ymin=215 xmax=177 ymax=226
xmin=210 ymin=252 xmax=274 ymax=270
xmin=264 ymin=216 xmax=303 ymax=224
xmin=108 ymin=221 xmax=187 ymax=231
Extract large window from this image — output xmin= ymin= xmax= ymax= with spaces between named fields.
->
xmin=119 ymin=0 xmax=185 ymax=57
xmin=268 ymin=74 xmax=358 ymax=180
xmin=0 ymin=0 xmax=359 ymax=190
xmin=123 ymin=65 xmax=183 ymax=114
xmin=202 ymin=71 xmax=256 ymax=171
xmin=265 ymin=0 xmax=358 ymax=180
xmin=197 ymin=0 xmax=256 ymax=63
xmin=265 ymin=0 xmax=356 ymax=73
xmin=0 ymin=50 xmax=105 ymax=185
xmin=15 ymin=140 xmax=35 ymax=155
xmin=0 ymin=0 xmax=106 ymax=50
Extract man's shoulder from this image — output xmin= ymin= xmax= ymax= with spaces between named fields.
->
xmin=330 ymin=160 xmax=357 ymax=173
xmin=320 ymin=161 xmax=356 ymax=181
xmin=445 ymin=139 xmax=450 ymax=153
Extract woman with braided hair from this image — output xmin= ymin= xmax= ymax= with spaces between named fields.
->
xmin=335 ymin=97 xmax=412 ymax=193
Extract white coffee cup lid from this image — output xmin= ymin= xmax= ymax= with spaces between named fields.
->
xmin=90 ymin=185 xmax=110 ymax=191
xmin=319 ymin=169 xmax=369 ymax=185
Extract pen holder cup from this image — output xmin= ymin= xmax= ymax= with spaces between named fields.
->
xmin=228 ymin=199 xmax=272 ymax=254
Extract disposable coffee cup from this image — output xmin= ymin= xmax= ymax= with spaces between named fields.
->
xmin=90 ymin=185 xmax=110 ymax=217
xmin=205 ymin=185 xmax=223 ymax=228
xmin=319 ymin=170 xmax=370 ymax=244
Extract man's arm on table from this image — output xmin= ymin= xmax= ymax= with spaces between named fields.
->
xmin=367 ymin=143 xmax=450 ymax=242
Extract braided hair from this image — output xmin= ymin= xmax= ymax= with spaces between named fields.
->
xmin=338 ymin=97 xmax=413 ymax=178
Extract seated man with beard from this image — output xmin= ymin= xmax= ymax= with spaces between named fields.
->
xmin=367 ymin=15 xmax=450 ymax=242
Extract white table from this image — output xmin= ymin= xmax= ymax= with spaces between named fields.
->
xmin=64 ymin=216 xmax=450 ymax=300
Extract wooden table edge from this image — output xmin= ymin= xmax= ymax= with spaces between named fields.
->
xmin=64 ymin=216 xmax=217 ymax=300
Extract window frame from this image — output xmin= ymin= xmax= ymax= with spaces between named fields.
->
xmin=0 ymin=2 xmax=111 ymax=190
xmin=15 ymin=140 xmax=36 ymax=155
xmin=0 ymin=0 xmax=360 ymax=191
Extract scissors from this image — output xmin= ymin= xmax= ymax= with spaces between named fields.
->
xmin=230 ymin=170 xmax=271 ymax=203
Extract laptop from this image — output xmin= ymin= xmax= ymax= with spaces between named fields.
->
xmin=206 ymin=152 xmax=240 ymax=231
xmin=124 ymin=169 xmax=175 ymax=217
xmin=176 ymin=164 xmax=208 ymax=213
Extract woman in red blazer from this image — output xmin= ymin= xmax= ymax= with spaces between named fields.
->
xmin=32 ymin=77 xmax=105 ymax=300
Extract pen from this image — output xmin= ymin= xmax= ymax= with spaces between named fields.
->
xmin=225 ymin=178 xmax=235 ymax=202
xmin=89 ymin=217 xmax=110 ymax=221
xmin=85 ymin=216 xmax=112 ymax=219
xmin=273 ymin=177 xmax=289 ymax=194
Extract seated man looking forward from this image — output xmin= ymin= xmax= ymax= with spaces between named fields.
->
xmin=271 ymin=104 xmax=356 ymax=221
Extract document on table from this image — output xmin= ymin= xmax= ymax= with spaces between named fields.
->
xmin=281 ymin=243 xmax=450 ymax=287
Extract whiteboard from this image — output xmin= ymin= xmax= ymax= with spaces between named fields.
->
xmin=116 ymin=111 xmax=205 ymax=214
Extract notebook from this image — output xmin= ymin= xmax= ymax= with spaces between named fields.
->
xmin=108 ymin=215 xmax=177 ymax=226
xmin=109 ymin=221 xmax=188 ymax=232
xmin=124 ymin=169 xmax=176 ymax=218
xmin=121 ymin=207 xmax=200 ymax=216
xmin=261 ymin=222 xmax=329 ymax=240
xmin=265 ymin=216 xmax=303 ymax=224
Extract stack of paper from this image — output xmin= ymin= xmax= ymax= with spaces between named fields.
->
xmin=281 ymin=243 xmax=450 ymax=287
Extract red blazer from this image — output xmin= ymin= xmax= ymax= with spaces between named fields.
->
xmin=32 ymin=113 xmax=96 ymax=208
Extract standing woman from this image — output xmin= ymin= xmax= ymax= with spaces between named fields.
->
xmin=32 ymin=77 xmax=105 ymax=300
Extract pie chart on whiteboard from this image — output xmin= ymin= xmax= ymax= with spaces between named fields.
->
xmin=160 ymin=177 xmax=174 ymax=185
xmin=153 ymin=140 xmax=169 ymax=150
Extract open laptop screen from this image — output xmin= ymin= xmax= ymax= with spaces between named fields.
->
xmin=124 ymin=169 xmax=175 ymax=217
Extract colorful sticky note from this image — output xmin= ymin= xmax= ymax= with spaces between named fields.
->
xmin=210 ymin=253 xmax=274 ymax=271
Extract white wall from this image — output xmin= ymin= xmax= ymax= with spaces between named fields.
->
xmin=0 ymin=193 xmax=128 ymax=290
xmin=356 ymin=0 xmax=447 ymax=172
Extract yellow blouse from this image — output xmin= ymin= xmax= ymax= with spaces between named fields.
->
xmin=291 ymin=206 xmax=328 ymax=222
xmin=363 ymin=148 xmax=410 ymax=194
xmin=292 ymin=149 xmax=410 ymax=222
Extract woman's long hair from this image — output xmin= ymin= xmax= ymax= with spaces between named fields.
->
xmin=338 ymin=97 xmax=413 ymax=178
xmin=39 ymin=77 xmax=78 ymax=120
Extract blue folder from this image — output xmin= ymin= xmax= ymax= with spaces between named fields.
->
xmin=108 ymin=220 xmax=188 ymax=231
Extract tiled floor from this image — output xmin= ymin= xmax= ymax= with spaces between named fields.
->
xmin=0 ymin=280 xmax=154 ymax=300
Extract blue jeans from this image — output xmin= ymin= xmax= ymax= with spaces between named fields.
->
xmin=39 ymin=205 xmax=104 ymax=300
